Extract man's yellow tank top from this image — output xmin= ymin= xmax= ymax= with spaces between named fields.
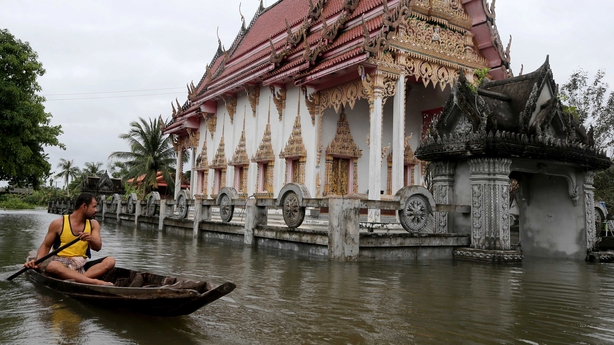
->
xmin=53 ymin=215 xmax=91 ymax=258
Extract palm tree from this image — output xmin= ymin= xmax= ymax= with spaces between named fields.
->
xmin=83 ymin=161 xmax=104 ymax=176
xmin=108 ymin=117 xmax=176 ymax=195
xmin=55 ymin=158 xmax=80 ymax=195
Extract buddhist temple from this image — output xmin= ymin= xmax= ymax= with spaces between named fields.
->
xmin=163 ymin=0 xmax=512 ymax=222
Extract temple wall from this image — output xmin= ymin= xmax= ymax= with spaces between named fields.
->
xmin=197 ymin=82 xmax=451 ymax=199
xmin=405 ymin=84 xmax=450 ymax=153
xmin=518 ymin=174 xmax=586 ymax=260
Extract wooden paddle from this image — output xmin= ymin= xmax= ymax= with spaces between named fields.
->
xmin=6 ymin=237 xmax=81 ymax=281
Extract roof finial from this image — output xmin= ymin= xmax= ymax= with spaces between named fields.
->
xmin=239 ymin=3 xmax=246 ymax=30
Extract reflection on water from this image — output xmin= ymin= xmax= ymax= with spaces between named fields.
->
xmin=2 ymin=210 xmax=614 ymax=344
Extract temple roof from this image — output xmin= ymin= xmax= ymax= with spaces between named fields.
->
xmin=415 ymin=57 xmax=611 ymax=170
xmin=164 ymin=0 xmax=512 ymax=132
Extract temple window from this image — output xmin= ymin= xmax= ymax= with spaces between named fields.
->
xmin=286 ymin=158 xmax=302 ymax=183
xmin=258 ymin=163 xmax=269 ymax=193
xmin=213 ymin=168 xmax=222 ymax=195
xmin=234 ymin=166 xmax=244 ymax=194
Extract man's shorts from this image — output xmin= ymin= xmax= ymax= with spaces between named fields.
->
xmin=38 ymin=256 xmax=87 ymax=274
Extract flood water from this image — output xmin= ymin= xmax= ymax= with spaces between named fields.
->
xmin=2 ymin=210 xmax=614 ymax=344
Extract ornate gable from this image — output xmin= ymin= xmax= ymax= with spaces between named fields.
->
xmin=326 ymin=109 xmax=362 ymax=158
xmin=196 ymin=135 xmax=208 ymax=171
xmin=280 ymin=99 xmax=307 ymax=158
xmin=230 ymin=116 xmax=250 ymax=166
xmin=210 ymin=118 xmax=228 ymax=169
xmin=253 ymin=105 xmax=275 ymax=162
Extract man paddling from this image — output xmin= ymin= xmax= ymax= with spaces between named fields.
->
xmin=23 ymin=192 xmax=115 ymax=286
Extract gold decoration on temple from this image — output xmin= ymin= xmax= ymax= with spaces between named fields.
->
xmin=279 ymin=99 xmax=307 ymax=159
xmin=316 ymin=171 xmax=321 ymax=197
xmin=280 ymin=97 xmax=307 ymax=184
xmin=210 ymin=116 xmax=228 ymax=197
xmin=230 ymin=116 xmax=250 ymax=166
xmin=412 ymin=0 xmax=473 ymax=30
xmin=186 ymin=128 xmax=200 ymax=149
xmin=324 ymin=109 xmax=362 ymax=196
xmin=301 ymin=86 xmax=320 ymax=125
xmin=319 ymin=79 xmax=368 ymax=113
xmin=187 ymin=81 xmax=197 ymax=101
xmin=269 ymin=37 xmax=289 ymax=65
xmin=253 ymin=102 xmax=276 ymax=163
xmin=390 ymin=17 xmax=487 ymax=69
xmin=245 ymin=85 xmax=260 ymax=117
xmin=202 ymin=113 xmax=217 ymax=139
xmin=196 ymin=135 xmax=208 ymax=171
xmin=269 ymin=86 xmax=286 ymax=121
xmin=195 ymin=135 xmax=209 ymax=197
xmin=252 ymin=104 xmax=275 ymax=198
xmin=325 ymin=109 xmax=362 ymax=159
xmin=357 ymin=65 xmax=374 ymax=111
xmin=397 ymin=54 xmax=461 ymax=91
xmin=222 ymin=95 xmax=237 ymax=124
xmin=361 ymin=0 xmax=490 ymax=90
xmin=211 ymin=117 xmax=227 ymax=169
xmin=316 ymin=111 xmax=324 ymax=164
xmin=363 ymin=15 xmax=388 ymax=55
xmin=171 ymin=99 xmax=182 ymax=119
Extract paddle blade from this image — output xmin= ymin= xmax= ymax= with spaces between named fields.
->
xmin=6 ymin=267 xmax=29 ymax=281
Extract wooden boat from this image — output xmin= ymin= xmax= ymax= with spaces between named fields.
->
xmin=26 ymin=265 xmax=236 ymax=317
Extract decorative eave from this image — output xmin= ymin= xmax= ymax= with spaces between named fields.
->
xmin=416 ymin=129 xmax=611 ymax=170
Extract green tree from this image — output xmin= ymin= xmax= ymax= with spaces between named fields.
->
xmin=55 ymin=158 xmax=80 ymax=195
xmin=560 ymin=69 xmax=614 ymax=207
xmin=107 ymin=160 xmax=130 ymax=180
xmin=559 ymin=69 xmax=614 ymax=150
xmin=82 ymin=161 xmax=104 ymax=176
xmin=594 ymin=165 xmax=614 ymax=209
xmin=0 ymin=29 xmax=64 ymax=188
xmin=108 ymin=117 xmax=177 ymax=195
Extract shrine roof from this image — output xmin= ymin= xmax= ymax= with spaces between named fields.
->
xmin=416 ymin=58 xmax=611 ymax=170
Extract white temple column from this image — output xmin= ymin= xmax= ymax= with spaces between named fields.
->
xmin=368 ymin=89 xmax=383 ymax=223
xmin=392 ymin=73 xmax=406 ymax=194
xmin=174 ymin=149 xmax=184 ymax=200
xmin=190 ymin=147 xmax=196 ymax=198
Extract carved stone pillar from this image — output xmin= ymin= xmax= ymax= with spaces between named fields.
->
xmin=584 ymin=171 xmax=597 ymax=252
xmin=391 ymin=73 xmax=406 ymax=194
xmin=468 ymin=158 xmax=512 ymax=250
xmin=432 ymin=161 xmax=456 ymax=234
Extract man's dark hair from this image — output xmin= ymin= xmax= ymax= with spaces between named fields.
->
xmin=74 ymin=192 xmax=96 ymax=210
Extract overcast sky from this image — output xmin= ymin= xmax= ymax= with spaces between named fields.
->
xmin=1 ymin=0 xmax=613 ymax=187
